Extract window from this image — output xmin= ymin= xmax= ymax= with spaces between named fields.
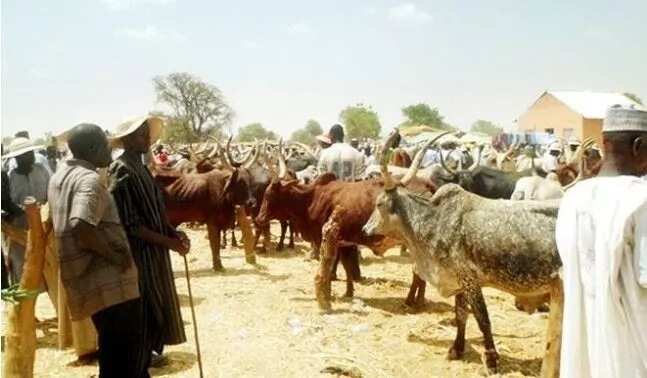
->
xmin=545 ymin=128 xmax=554 ymax=134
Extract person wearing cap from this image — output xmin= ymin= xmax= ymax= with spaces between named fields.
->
xmin=3 ymin=131 xmax=53 ymax=175
xmin=48 ymin=123 xmax=142 ymax=377
xmin=107 ymin=116 xmax=189 ymax=370
xmin=2 ymin=136 xmax=51 ymax=283
xmin=541 ymin=142 xmax=562 ymax=172
xmin=556 ymin=104 xmax=647 ymax=377
xmin=317 ymin=124 xmax=365 ymax=182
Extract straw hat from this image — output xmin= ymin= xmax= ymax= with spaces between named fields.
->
xmin=316 ymin=134 xmax=331 ymax=145
xmin=2 ymin=137 xmax=44 ymax=159
xmin=109 ymin=115 xmax=163 ymax=148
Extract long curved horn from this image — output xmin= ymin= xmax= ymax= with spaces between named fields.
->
xmin=215 ymin=140 xmax=233 ymax=170
xmin=400 ymin=131 xmax=453 ymax=185
xmin=379 ymin=130 xmax=401 ymax=190
xmin=468 ymin=145 xmax=483 ymax=172
xmin=277 ymin=139 xmax=288 ymax=179
xmin=264 ymin=152 xmax=279 ymax=181
xmin=225 ymin=136 xmax=243 ymax=168
xmin=290 ymin=142 xmax=316 ymax=160
xmin=439 ymin=148 xmax=457 ymax=176
xmin=243 ymin=141 xmax=261 ymax=169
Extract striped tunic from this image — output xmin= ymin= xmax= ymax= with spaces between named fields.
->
xmin=108 ymin=150 xmax=186 ymax=352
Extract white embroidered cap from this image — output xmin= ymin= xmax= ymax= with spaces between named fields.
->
xmin=602 ymin=104 xmax=647 ymax=133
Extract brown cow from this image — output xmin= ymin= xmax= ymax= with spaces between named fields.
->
xmin=153 ymin=148 xmax=258 ymax=271
xmin=255 ymin=133 xmax=448 ymax=310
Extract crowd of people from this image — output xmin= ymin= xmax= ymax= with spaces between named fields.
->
xmin=1 ymin=104 xmax=646 ymax=377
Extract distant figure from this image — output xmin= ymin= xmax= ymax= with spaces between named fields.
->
xmin=3 ymin=136 xmax=50 ymax=283
xmin=556 ymin=105 xmax=647 ymax=377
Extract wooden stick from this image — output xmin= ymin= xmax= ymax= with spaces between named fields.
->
xmin=3 ymin=197 xmax=46 ymax=378
xmin=183 ymin=255 xmax=204 ymax=378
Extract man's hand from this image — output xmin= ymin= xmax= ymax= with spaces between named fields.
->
xmin=169 ymin=237 xmax=190 ymax=256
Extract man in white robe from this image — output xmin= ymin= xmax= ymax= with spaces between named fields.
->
xmin=556 ymin=104 xmax=647 ymax=377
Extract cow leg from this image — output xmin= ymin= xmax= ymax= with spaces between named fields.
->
xmin=262 ymin=224 xmax=271 ymax=253
xmin=221 ymin=229 xmax=227 ymax=249
xmin=400 ymin=245 xmax=409 ymax=257
xmin=315 ymin=211 xmax=342 ymax=311
xmin=448 ymin=293 xmax=468 ymax=360
xmin=309 ymin=242 xmax=320 ymax=261
xmin=405 ymin=273 xmax=426 ymax=308
xmin=277 ymin=221 xmax=287 ymax=251
xmin=540 ymin=281 xmax=563 ymax=378
xmin=207 ymin=223 xmax=224 ymax=271
xmin=231 ymin=228 xmax=237 ymax=248
xmin=288 ymin=222 xmax=295 ymax=249
xmin=339 ymin=247 xmax=357 ymax=298
xmin=465 ymin=286 xmax=499 ymax=373
xmin=252 ymin=225 xmax=264 ymax=253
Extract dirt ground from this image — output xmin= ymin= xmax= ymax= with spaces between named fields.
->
xmin=18 ymin=222 xmax=548 ymax=377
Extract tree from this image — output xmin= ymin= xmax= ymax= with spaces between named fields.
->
xmin=290 ymin=119 xmax=323 ymax=144
xmin=624 ymin=92 xmax=643 ymax=105
xmin=470 ymin=120 xmax=503 ymax=136
xmin=304 ymin=119 xmax=322 ymax=136
xmin=153 ymin=72 xmax=234 ymax=141
xmin=338 ymin=104 xmax=381 ymax=139
xmin=237 ymin=123 xmax=277 ymax=142
xmin=400 ymin=103 xmax=448 ymax=129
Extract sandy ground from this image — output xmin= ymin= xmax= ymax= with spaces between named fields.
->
xmin=14 ymin=223 xmax=548 ymax=377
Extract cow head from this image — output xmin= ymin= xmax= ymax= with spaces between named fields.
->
xmin=437 ymin=146 xmax=483 ymax=191
xmin=223 ymin=168 xmax=256 ymax=208
xmin=255 ymin=178 xmax=299 ymax=227
xmin=365 ymin=130 xmax=452 ymax=237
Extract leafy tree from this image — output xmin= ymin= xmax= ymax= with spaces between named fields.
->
xmin=237 ymin=123 xmax=277 ymax=142
xmin=400 ymin=103 xmax=450 ymax=130
xmin=304 ymin=119 xmax=322 ymax=136
xmin=624 ymin=92 xmax=643 ymax=105
xmin=338 ymin=104 xmax=381 ymax=139
xmin=153 ymin=72 xmax=234 ymax=140
xmin=470 ymin=120 xmax=503 ymax=136
xmin=290 ymin=119 xmax=323 ymax=144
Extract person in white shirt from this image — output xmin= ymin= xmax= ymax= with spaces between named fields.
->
xmin=556 ymin=104 xmax=647 ymax=378
xmin=542 ymin=142 xmax=562 ymax=172
xmin=317 ymin=124 xmax=365 ymax=182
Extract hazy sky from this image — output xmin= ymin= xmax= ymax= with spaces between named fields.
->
xmin=2 ymin=0 xmax=646 ymax=139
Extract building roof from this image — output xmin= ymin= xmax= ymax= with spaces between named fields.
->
xmin=548 ymin=91 xmax=642 ymax=119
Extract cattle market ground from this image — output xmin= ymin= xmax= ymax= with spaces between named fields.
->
xmin=15 ymin=223 xmax=548 ymax=377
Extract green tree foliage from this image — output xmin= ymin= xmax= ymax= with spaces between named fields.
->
xmin=153 ymin=72 xmax=234 ymax=141
xmin=338 ymin=104 xmax=381 ymax=139
xmin=624 ymin=92 xmax=643 ymax=105
xmin=290 ymin=119 xmax=323 ymax=144
xmin=304 ymin=119 xmax=322 ymax=136
xmin=470 ymin=120 xmax=503 ymax=136
xmin=400 ymin=103 xmax=450 ymax=130
xmin=237 ymin=123 xmax=277 ymax=142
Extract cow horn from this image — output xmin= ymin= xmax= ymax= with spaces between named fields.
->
xmin=564 ymin=150 xmax=589 ymax=191
xmin=468 ymin=145 xmax=483 ymax=172
xmin=225 ymin=136 xmax=243 ymax=168
xmin=378 ymin=129 xmax=403 ymax=190
xmin=290 ymin=142 xmax=317 ymax=160
xmin=207 ymin=145 xmax=218 ymax=160
xmin=277 ymin=139 xmax=288 ymax=179
xmin=243 ymin=141 xmax=261 ymax=169
xmin=400 ymin=131 xmax=452 ymax=186
xmin=215 ymin=140 xmax=234 ymax=170
xmin=439 ymin=147 xmax=457 ymax=177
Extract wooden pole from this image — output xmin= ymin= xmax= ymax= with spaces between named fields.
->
xmin=3 ymin=197 xmax=46 ymax=378
xmin=182 ymin=256 xmax=204 ymax=378
xmin=235 ymin=206 xmax=256 ymax=264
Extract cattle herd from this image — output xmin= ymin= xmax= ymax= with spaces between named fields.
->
xmin=147 ymin=131 xmax=602 ymax=376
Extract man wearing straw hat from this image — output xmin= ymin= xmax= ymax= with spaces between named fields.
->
xmin=2 ymin=136 xmax=51 ymax=283
xmin=108 ymin=116 xmax=189 ymax=370
xmin=48 ymin=123 xmax=141 ymax=377
xmin=556 ymin=104 xmax=647 ymax=377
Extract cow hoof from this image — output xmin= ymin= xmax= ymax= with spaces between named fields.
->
xmin=288 ymin=244 xmax=295 ymax=249
xmin=277 ymin=244 xmax=284 ymax=251
xmin=447 ymin=345 xmax=465 ymax=360
xmin=483 ymin=349 xmax=499 ymax=374
xmin=537 ymin=303 xmax=550 ymax=313
xmin=213 ymin=265 xmax=225 ymax=272
xmin=257 ymin=247 xmax=267 ymax=255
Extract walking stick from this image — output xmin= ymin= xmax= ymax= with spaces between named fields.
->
xmin=182 ymin=255 xmax=204 ymax=378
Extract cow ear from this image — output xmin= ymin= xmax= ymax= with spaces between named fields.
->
xmin=224 ymin=169 xmax=239 ymax=193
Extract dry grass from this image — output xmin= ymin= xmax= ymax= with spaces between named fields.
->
xmin=8 ymin=223 xmax=548 ymax=377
